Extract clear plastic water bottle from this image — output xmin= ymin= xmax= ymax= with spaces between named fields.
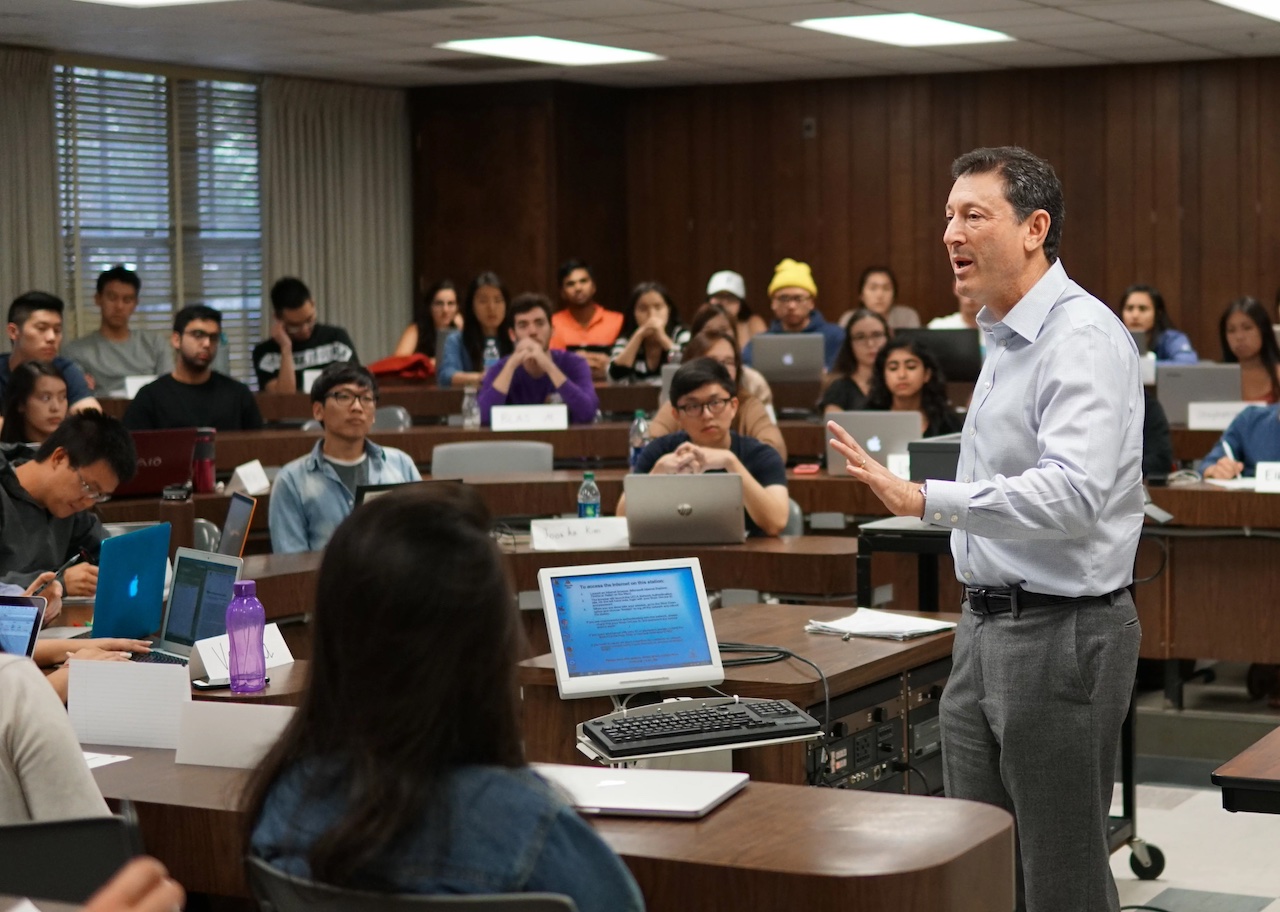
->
xmin=226 ymin=579 xmax=266 ymax=694
xmin=577 ymin=471 xmax=601 ymax=518
xmin=629 ymin=409 xmax=650 ymax=470
xmin=461 ymin=386 xmax=481 ymax=430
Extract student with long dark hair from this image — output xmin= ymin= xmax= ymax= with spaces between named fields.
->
xmin=866 ymin=338 xmax=962 ymax=437
xmin=393 ymin=279 xmax=461 ymax=359
xmin=1119 ymin=283 xmax=1197 ymax=363
xmin=437 ymin=272 xmax=512 ymax=388
xmin=1220 ymin=296 xmax=1280 ymax=403
xmin=1 ymin=360 xmax=68 ymax=444
xmin=607 ymin=281 xmax=688 ymax=383
xmin=686 ymin=302 xmax=774 ymax=407
xmin=821 ymin=308 xmax=889 ymax=413
xmin=245 ymin=486 xmax=643 ymax=910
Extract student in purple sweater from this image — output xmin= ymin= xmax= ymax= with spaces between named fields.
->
xmin=477 ymin=293 xmax=599 ymax=426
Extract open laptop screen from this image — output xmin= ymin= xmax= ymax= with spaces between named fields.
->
xmin=161 ymin=551 xmax=242 ymax=649
xmin=537 ymin=558 xmax=723 ymax=699
xmin=0 ymin=596 xmax=46 ymax=656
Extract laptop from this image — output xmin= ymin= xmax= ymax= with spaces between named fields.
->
xmin=215 ymin=492 xmax=256 ymax=557
xmin=113 ymin=429 xmax=198 ymax=498
xmin=354 ymin=479 xmax=458 ymax=506
xmin=132 ymin=547 xmax=243 ymax=665
xmin=1156 ymin=362 xmax=1243 ymax=426
xmin=532 ymin=763 xmax=747 ymax=819
xmin=1130 ymin=330 xmax=1150 ymax=356
xmin=89 ymin=523 xmax=172 ymax=639
xmin=624 ymin=474 xmax=745 ymax=545
xmin=0 ymin=595 xmax=47 ymax=656
xmin=825 ymin=411 xmax=923 ymax=476
xmin=893 ymin=328 xmax=985 ymax=383
xmin=749 ymin=334 xmax=825 ymax=382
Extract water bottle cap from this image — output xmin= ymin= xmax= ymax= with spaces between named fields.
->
xmin=233 ymin=580 xmax=256 ymax=597
xmin=634 ymin=409 xmax=644 ymax=418
xmin=584 ymin=471 xmax=595 ymax=480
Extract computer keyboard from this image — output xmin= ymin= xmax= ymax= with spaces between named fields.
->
xmin=582 ymin=697 xmax=822 ymax=759
xmin=129 ymin=651 xmax=188 ymax=666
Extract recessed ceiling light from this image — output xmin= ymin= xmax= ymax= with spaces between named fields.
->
xmin=71 ymin=0 xmax=243 ymax=6
xmin=794 ymin=13 xmax=1014 ymax=48
xmin=435 ymin=36 xmax=662 ymax=67
xmin=1209 ymin=0 xmax=1280 ymax=24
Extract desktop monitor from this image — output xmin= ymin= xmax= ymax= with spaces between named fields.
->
xmin=893 ymin=328 xmax=984 ymax=383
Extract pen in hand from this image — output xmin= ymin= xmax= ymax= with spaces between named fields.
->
xmin=33 ymin=553 xmax=84 ymax=596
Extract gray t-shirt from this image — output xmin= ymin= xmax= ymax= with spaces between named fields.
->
xmin=62 ymin=330 xmax=172 ymax=397
xmin=325 ymin=454 xmax=369 ymax=497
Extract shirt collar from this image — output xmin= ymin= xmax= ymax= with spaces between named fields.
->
xmin=978 ymin=259 xmax=1068 ymax=344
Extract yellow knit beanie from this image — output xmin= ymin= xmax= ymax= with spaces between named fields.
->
xmin=767 ymin=258 xmax=817 ymax=298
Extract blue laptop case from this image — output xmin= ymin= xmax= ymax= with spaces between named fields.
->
xmin=90 ymin=523 xmax=171 ymax=639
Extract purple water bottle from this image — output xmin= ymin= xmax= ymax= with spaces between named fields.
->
xmin=226 ymin=580 xmax=266 ymax=693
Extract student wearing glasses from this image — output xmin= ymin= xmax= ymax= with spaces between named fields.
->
xmin=269 ymin=364 xmax=420 ymax=554
xmin=124 ymin=305 xmax=263 ymax=431
xmin=741 ymin=259 xmax=844 ymax=370
xmin=821 ymin=308 xmax=890 ymax=413
xmin=619 ymin=358 xmax=789 ymax=537
xmin=254 ymin=277 xmax=359 ymax=395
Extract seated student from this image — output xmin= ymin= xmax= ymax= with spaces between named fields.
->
xmin=1 ymin=361 xmax=67 ymax=445
xmin=705 ymin=270 xmax=767 ymax=350
xmin=124 ymin=305 xmax=263 ymax=431
xmin=255 ymin=277 xmax=359 ymax=395
xmin=687 ymin=303 xmax=773 ymax=406
xmin=1120 ymin=284 xmax=1197 ymax=363
xmin=62 ymin=265 xmax=172 ymax=396
xmin=865 ymin=338 xmax=964 ymax=437
xmin=477 ymin=293 xmax=598 ymax=426
xmin=246 ymin=486 xmax=644 ymax=912
xmin=1220 ymin=296 xmax=1280 ymax=403
xmin=549 ymin=258 xmax=623 ymax=381
xmin=621 ymin=359 xmax=789 ymax=537
xmin=438 ymin=272 xmax=512 ymax=388
xmin=1198 ymin=403 xmax=1280 ymax=478
xmin=837 ymin=266 xmax=921 ymax=332
xmin=821 ymin=308 xmax=889 ymax=414
xmin=742 ymin=258 xmax=844 ymax=371
xmin=270 ymin=364 xmax=421 ymax=553
xmin=0 ymin=411 xmax=135 ymax=594
xmin=648 ymin=329 xmax=786 ymax=461
xmin=393 ymin=279 xmax=462 ymax=359
xmin=0 ymin=292 xmax=102 ymax=417
xmin=607 ymin=281 xmax=688 ymax=384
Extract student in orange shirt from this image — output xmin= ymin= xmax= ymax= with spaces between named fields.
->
xmin=549 ymin=258 xmax=622 ymax=381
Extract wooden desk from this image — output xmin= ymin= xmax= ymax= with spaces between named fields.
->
xmin=88 ymin=745 xmax=1012 ymax=911
xmin=1170 ymin=427 xmax=1220 ymax=465
xmin=1212 ymin=726 xmax=1280 ymax=814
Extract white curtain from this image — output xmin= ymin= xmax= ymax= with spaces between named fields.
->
xmin=261 ymin=76 xmax=412 ymax=364
xmin=0 ymin=46 xmax=60 ymax=304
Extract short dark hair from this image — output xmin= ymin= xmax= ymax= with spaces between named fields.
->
xmin=310 ymin=363 xmax=378 ymax=406
xmin=270 ymin=277 xmax=312 ymax=314
xmin=670 ymin=357 xmax=736 ymax=404
xmin=508 ymin=292 xmax=553 ymax=324
xmin=1 ymin=361 xmax=66 ymax=445
xmin=34 ymin=410 xmax=138 ymax=485
xmin=557 ymin=258 xmax=593 ymax=285
xmin=951 ymin=146 xmax=1065 ymax=264
xmin=173 ymin=305 xmax=221 ymax=335
xmin=96 ymin=265 xmax=140 ymax=295
xmin=8 ymin=292 xmax=64 ymax=328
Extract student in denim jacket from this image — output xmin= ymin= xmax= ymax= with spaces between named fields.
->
xmin=246 ymin=486 xmax=644 ymax=912
xmin=269 ymin=364 xmax=420 ymax=553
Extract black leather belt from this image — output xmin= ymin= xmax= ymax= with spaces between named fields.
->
xmin=964 ymin=586 xmax=1120 ymax=617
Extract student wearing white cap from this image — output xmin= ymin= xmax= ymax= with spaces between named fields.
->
xmin=705 ymin=270 xmax=766 ymax=351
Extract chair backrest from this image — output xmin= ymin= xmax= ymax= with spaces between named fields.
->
xmin=0 ymin=812 xmax=141 ymax=903
xmin=373 ymin=405 xmax=412 ymax=431
xmin=430 ymin=441 xmax=554 ymax=478
xmin=193 ymin=517 xmax=221 ymax=552
xmin=300 ymin=419 xmax=323 ymax=433
xmin=246 ymin=856 xmax=578 ymax=911
xmin=783 ymin=498 xmax=804 ymax=536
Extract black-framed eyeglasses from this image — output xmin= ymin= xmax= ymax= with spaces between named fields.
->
xmin=76 ymin=468 xmax=111 ymax=503
xmin=327 ymin=390 xmax=377 ymax=408
xmin=675 ymin=396 xmax=732 ymax=418
xmin=183 ymin=329 xmax=224 ymax=344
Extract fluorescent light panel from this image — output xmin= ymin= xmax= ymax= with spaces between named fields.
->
xmin=71 ymin=0 xmax=242 ymax=6
xmin=1209 ymin=0 xmax=1280 ymax=24
xmin=795 ymin=13 xmax=1014 ymax=48
xmin=436 ymin=36 xmax=662 ymax=67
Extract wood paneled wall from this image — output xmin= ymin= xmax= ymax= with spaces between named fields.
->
xmin=411 ymin=58 xmax=1280 ymax=358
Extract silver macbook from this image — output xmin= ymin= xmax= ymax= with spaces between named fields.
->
xmin=1156 ymin=362 xmax=1242 ymax=426
xmin=131 ymin=547 xmax=243 ymax=665
xmin=532 ymin=763 xmax=747 ymax=819
xmin=750 ymin=333 xmax=825 ymax=382
xmin=624 ymin=474 xmax=745 ymax=545
xmin=825 ymin=411 xmax=923 ymax=476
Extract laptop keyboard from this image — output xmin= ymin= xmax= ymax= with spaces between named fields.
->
xmin=583 ymin=698 xmax=821 ymax=759
xmin=129 ymin=651 xmax=188 ymax=666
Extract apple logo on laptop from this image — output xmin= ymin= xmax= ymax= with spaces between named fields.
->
xmin=866 ymin=435 xmax=883 ymax=454
xmin=782 ymin=353 xmax=795 ymax=366
xmin=677 ymin=503 xmax=694 ymax=517
xmin=128 ymin=575 xmax=139 ymax=598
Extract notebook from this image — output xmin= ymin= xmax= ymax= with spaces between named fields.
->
xmin=537 ymin=557 xmax=723 ymax=700
xmin=1156 ymin=362 xmax=1243 ymax=426
xmin=532 ymin=763 xmax=748 ymax=819
xmin=215 ymin=492 xmax=256 ymax=557
xmin=134 ymin=548 xmax=243 ymax=664
xmin=112 ymin=429 xmax=198 ymax=498
xmin=749 ymin=333 xmax=825 ymax=382
xmin=0 ymin=595 xmax=47 ymax=656
xmin=90 ymin=523 xmax=172 ymax=639
xmin=623 ymin=474 xmax=745 ymax=545
xmin=824 ymin=411 xmax=923 ymax=476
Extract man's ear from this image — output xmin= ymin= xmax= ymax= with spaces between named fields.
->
xmin=170 ymin=331 xmax=181 ymax=351
xmin=6 ymin=323 xmax=18 ymax=344
xmin=311 ymin=401 xmax=325 ymax=426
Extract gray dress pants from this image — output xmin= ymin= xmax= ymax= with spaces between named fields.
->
xmin=940 ymin=590 xmax=1140 ymax=912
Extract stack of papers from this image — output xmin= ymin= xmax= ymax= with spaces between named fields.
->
xmin=806 ymin=608 xmax=956 ymax=641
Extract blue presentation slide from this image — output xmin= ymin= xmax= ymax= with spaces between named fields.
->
xmin=550 ymin=567 xmax=712 ymax=678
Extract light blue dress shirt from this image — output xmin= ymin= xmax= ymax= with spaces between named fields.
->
xmin=922 ymin=260 xmax=1145 ymax=597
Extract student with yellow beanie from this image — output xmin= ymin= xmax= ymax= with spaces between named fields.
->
xmin=742 ymin=258 xmax=845 ymax=370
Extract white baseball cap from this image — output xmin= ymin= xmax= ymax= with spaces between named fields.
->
xmin=706 ymin=270 xmax=746 ymax=301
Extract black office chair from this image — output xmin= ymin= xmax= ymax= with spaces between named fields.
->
xmin=246 ymin=856 xmax=579 ymax=912
xmin=0 ymin=807 xmax=142 ymax=903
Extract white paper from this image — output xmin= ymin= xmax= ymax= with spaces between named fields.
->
xmin=806 ymin=608 xmax=956 ymax=641
xmin=69 ymin=661 xmax=190 ymax=749
xmin=82 ymin=751 xmax=131 ymax=769
xmin=530 ymin=517 xmax=630 ymax=551
xmin=4 ymin=900 xmax=39 ymax=912
xmin=189 ymin=622 xmax=294 ymax=685
xmin=301 ymin=368 xmax=324 ymax=394
xmin=1205 ymin=477 xmax=1257 ymax=490
xmin=175 ymin=702 xmax=294 ymax=769
xmin=226 ymin=459 xmax=271 ymax=496
xmin=1254 ymin=462 xmax=1280 ymax=494
xmin=123 ymin=374 xmax=158 ymax=398
xmin=1187 ymin=401 xmax=1260 ymax=431
xmin=1139 ymin=353 xmax=1157 ymax=387
xmin=886 ymin=452 xmax=911 ymax=479
xmin=491 ymin=403 xmax=568 ymax=432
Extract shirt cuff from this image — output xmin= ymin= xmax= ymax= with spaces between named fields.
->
xmin=922 ymin=479 xmax=974 ymax=529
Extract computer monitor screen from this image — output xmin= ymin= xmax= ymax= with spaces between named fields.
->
xmin=160 ymin=549 xmax=243 ymax=649
xmin=894 ymin=328 xmax=984 ymax=383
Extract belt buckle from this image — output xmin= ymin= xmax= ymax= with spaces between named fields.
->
xmin=968 ymin=587 xmax=1019 ymax=617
